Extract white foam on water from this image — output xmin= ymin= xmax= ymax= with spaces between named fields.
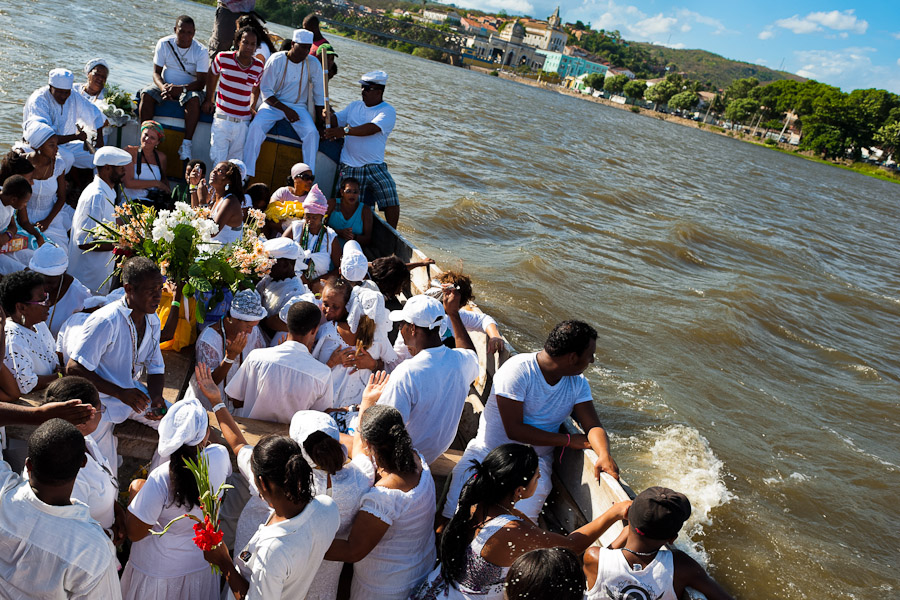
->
xmin=824 ymin=427 xmax=899 ymax=471
xmin=645 ymin=424 xmax=734 ymax=567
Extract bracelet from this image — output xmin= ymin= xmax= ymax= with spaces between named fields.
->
xmin=222 ymin=356 xmax=235 ymax=364
xmin=189 ymin=184 xmax=198 ymax=191
xmin=559 ymin=433 xmax=571 ymax=465
xmin=170 ymin=300 xmax=181 ymax=308
xmin=211 ymin=402 xmax=226 ymax=413
xmin=57 ymin=372 xmax=64 ymax=379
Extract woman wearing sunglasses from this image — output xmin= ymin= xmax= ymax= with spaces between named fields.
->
xmin=269 ymin=162 xmax=315 ymax=224
xmin=0 ymin=270 xmax=62 ymax=395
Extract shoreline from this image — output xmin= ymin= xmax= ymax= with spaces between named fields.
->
xmin=468 ymin=66 xmax=900 ymax=186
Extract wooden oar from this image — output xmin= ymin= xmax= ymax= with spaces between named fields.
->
xmin=319 ymin=46 xmax=331 ymax=128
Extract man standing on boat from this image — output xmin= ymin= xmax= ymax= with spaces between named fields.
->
xmin=242 ymin=29 xmax=324 ymax=180
xmin=323 ymin=70 xmax=400 ymax=229
xmin=22 ymin=68 xmax=105 ymax=172
xmin=138 ymin=15 xmax=209 ymax=161
xmin=442 ymin=320 xmax=619 ymax=522
xmin=203 ymin=26 xmax=264 ymax=166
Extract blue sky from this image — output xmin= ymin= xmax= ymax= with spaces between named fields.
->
xmin=442 ymin=1 xmax=900 ymax=93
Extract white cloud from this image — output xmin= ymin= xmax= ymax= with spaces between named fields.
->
xmin=630 ymin=13 xmax=677 ymax=38
xmin=897 ymin=58 xmax=900 ymax=67
xmin=447 ymin=0 xmax=534 ymax=14
xmin=774 ymin=9 xmax=868 ymax=35
xmin=652 ymin=40 xmax=686 ymax=49
xmin=755 ymin=58 xmax=769 ymax=65
xmin=792 ymin=47 xmax=900 ymax=93
xmin=758 ymin=29 xmax=775 ymax=40
xmin=676 ymin=9 xmax=733 ymax=35
xmin=680 ymin=23 xmax=691 ymax=33
xmin=891 ymin=32 xmax=900 ymax=40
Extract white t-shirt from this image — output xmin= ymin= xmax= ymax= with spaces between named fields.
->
xmin=153 ymin=34 xmax=210 ymax=86
xmin=476 ymin=352 xmax=593 ymax=457
xmin=0 ymin=460 xmax=121 ymax=599
xmin=335 ymin=100 xmax=397 ymax=167
xmin=225 ymin=341 xmax=334 ymax=422
xmin=68 ymin=176 xmax=117 ymax=294
xmin=378 ymin=345 xmax=479 ymax=464
xmin=126 ymin=444 xmax=231 ymax=578
xmin=235 ymin=495 xmax=340 ymax=600
xmin=259 ymin=52 xmax=324 ymax=108
xmin=72 ymin=436 xmax=119 ymax=531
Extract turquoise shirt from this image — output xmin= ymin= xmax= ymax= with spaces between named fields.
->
xmin=328 ymin=202 xmax=364 ymax=247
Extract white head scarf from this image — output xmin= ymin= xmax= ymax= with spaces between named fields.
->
xmin=340 ymin=241 xmax=368 ymax=282
xmin=23 ymin=121 xmax=56 ymax=150
xmin=289 ymin=410 xmax=341 ymax=469
xmin=28 ymin=243 xmax=68 ymax=276
xmin=84 ymin=58 xmax=109 ymax=76
xmin=157 ymin=398 xmax=209 ymax=458
xmin=347 ymin=286 xmax=389 ymax=336
xmin=229 ymin=289 xmax=267 ymax=321
xmin=278 ymin=292 xmax=318 ymax=324
xmin=263 ymin=237 xmax=301 ymax=260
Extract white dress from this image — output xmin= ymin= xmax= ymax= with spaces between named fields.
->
xmin=412 ymin=515 xmax=520 ymax=600
xmin=311 ymin=321 xmax=395 ymax=407
xmin=350 ymin=452 xmax=437 ymax=600
xmin=306 ymin=456 xmax=375 ymax=600
xmin=3 ymin=320 xmax=57 ymax=394
xmin=45 ymin=277 xmax=93 ymax=338
xmin=124 ymin=151 xmax=163 ymax=201
xmin=72 ymin=435 xmax=119 ymax=533
xmin=28 ymin=155 xmax=73 ymax=248
xmin=187 ymin=322 xmax=265 ymax=411
xmin=120 ymin=444 xmax=232 ymax=600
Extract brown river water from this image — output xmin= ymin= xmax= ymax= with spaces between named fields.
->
xmin=3 ymin=1 xmax=899 ymax=597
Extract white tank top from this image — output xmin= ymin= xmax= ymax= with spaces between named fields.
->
xmin=586 ymin=547 xmax=677 ymax=600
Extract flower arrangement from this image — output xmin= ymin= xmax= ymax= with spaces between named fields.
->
xmin=101 ymin=84 xmax=135 ymax=127
xmin=183 ymin=208 xmax=273 ymax=323
xmin=151 ymin=451 xmax=232 ymax=574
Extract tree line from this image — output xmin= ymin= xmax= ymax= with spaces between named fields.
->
xmin=582 ymin=72 xmax=900 ymax=161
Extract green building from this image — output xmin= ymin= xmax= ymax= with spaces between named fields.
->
xmin=536 ymin=50 xmax=608 ymax=79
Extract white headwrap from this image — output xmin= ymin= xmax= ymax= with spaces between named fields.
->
xmin=229 ymin=289 xmax=267 ymax=321
xmin=28 ymin=243 xmax=68 ymax=276
xmin=157 ymin=398 xmax=209 ymax=458
xmin=278 ymin=292 xmax=318 ymax=324
xmin=229 ymin=158 xmax=247 ymax=182
xmin=340 ymin=240 xmax=368 ymax=282
xmin=84 ymin=58 xmax=109 ymax=77
xmin=347 ymin=286 xmax=389 ymax=337
xmin=263 ymin=237 xmax=301 ymax=260
xmin=289 ymin=410 xmax=341 ymax=469
xmin=23 ymin=121 xmax=56 ymax=150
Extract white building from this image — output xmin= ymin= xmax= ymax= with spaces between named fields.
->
xmin=521 ymin=7 xmax=567 ymax=52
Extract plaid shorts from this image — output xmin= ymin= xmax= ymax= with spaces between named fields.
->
xmin=339 ymin=162 xmax=399 ymax=210
xmin=139 ymin=84 xmax=205 ymax=107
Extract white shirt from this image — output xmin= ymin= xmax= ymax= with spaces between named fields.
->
xmin=3 ymin=320 xmax=57 ymax=395
xmin=378 ymin=345 xmax=479 ymax=465
xmin=73 ymin=82 xmax=106 ymax=107
xmin=352 ymin=452 xmax=437 ymax=598
xmin=586 ymin=548 xmax=677 ymax=600
xmin=153 ymin=34 xmax=210 ymax=86
xmin=45 ymin=277 xmax=93 ymax=338
xmin=256 ymin=275 xmax=310 ymax=318
xmin=69 ymin=298 xmax=165 ymax=424
xmin=126 ymin=445 xmax=231 ymax=578
xmin=68 ymin=176 xmax=117 ymax=294
xmin=259 ymin=51 xmax=324 ymax=108
xmin=72 ymin=436 xmax=118 ymax=531
xmin=335 ymin=100 xmax=396 ymax=167
xmin=235 ymin=495 xmax=339 ymax=600
xmin=22 ymin=86 xmax=105 ymax=136
xmin=476 ymin=352 xmax=593 ymax=457
xmin=225 ymin=341 xmax=334 ymax=422
xmin=286 ymin=220 xmax=337 ymax=279
xmin=0 ymin=460 xmax=121 ymax=600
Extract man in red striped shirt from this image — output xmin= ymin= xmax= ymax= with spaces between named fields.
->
xmin=203 ymin=26 xmax=264 ymax=166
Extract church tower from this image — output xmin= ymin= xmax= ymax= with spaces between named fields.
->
xmin=548 ymin=6 xmax=561 ymax=29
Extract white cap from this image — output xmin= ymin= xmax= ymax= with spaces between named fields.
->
xmin=28 ymin=244 xmax=68 ymax=276
xmin=389 ymin=295 xmax=445 ymax=329
xmin=48 ymin=68 xmax=74 ymax=90
xmin=263 ymin=237 xmax=301 ymax=260
xmin=359 ymin=70 xmax=388 ymax=86
xmin=93 ymin=146 xmax=132 ymax=167
xmin=340 ymin=240 xmax=368 ymax=282
xmin=157 ymin=398 xmax=208 ymax=458
xmin=292 ymin=29 xmax=314 ymax=44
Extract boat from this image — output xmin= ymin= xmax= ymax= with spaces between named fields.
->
xmin=10 ymin=94 xmax=707 ymax=600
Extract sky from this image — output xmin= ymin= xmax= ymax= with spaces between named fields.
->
xmin=440 ymin=1 xmax=900 ymax=93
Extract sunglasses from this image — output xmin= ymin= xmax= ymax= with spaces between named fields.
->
xmin=294 ymin=173 xmax=315 ymax=181
xmin=25 ymin=292 xmax=50 ymax=306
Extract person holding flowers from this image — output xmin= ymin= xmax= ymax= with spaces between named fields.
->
xmin=121 ymin=397 xmax=231 ymax=600
xmin=208 ymin=161 xmax=245 ymax=247
xmin=266 ymin=162 xmax=313 ymax=227
xmin=282 ymin=184 xmax=341 ymax=290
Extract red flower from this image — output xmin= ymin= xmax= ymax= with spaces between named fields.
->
xmin=192 ymin=516 xmax=224 ymax=551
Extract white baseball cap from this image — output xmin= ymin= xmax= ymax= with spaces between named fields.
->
xmin=389 ymin=295 xmax=445 ymax=329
